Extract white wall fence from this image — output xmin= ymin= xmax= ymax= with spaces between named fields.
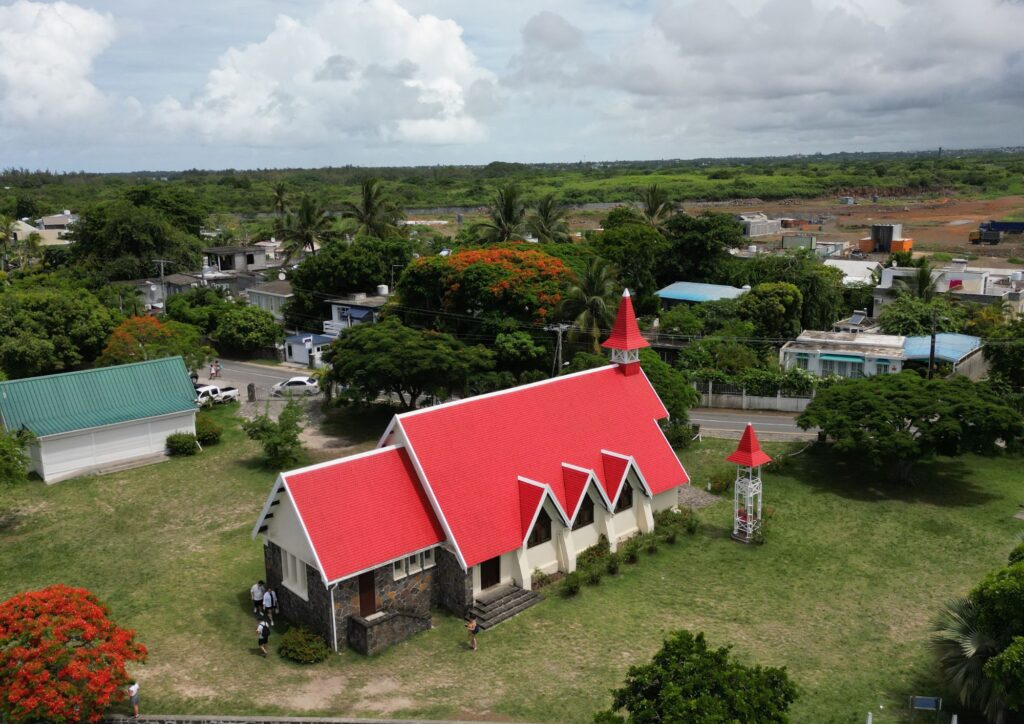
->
xmin=694 ymin=380 xmax=814 ymax=413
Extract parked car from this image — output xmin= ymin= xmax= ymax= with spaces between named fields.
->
xmin=195 ymin=384 xmax=240 ymax=406
xmin=271 ymin=376 xmax=320 ymax=397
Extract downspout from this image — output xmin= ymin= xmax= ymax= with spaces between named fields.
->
xmin=329 ymin=583 xmax=338 ymax=652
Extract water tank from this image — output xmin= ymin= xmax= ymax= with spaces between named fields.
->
xmin=1012 ymin=271 xmax=1023 ymax=282
xmin=747 ymin=245 xmax=757 ymax=253
xmin=377 ymin=284 xmax=390 ymax=296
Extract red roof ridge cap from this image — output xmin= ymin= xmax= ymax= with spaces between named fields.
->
xmin=281 ymin=444 xmax=404 ymax=480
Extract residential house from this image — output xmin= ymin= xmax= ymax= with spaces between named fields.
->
xmin=37 ymin=210 xmax=78 ymax=230
xmin=824 ymin=259 xmax=882 ymax=286
xmin=323 ymin=293 xmax=389 ymax=336
xmin=204 ymin=245 xmax=268 ymax=272
xmin=12 ymin=219 xmax=71 ymax=247
xmin=903 ymin=333 xmax=986 ymax=379
xmin=779 ymin=331 xmax=906 ymax=378
xmin=283 ymin=333 xmax=333 ymax=367
xmin=737 ymin=213 xmax=782 ymax=237
xmin=248 ymin=280 xmax=293 ymax=322
xmin=873 ymin=260 xmax=1024 ymax=314
xmin=832 ymin=310 xmax=880 ymax=334
xmin=253 ymin=291 xmax=690 ymax=654
xmin=654 ymin=282 xmax=747 ymax=308
xmin=0 ymin=357 xmax=197 ymax=484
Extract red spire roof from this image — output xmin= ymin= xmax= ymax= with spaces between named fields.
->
xmin=602 ymin=289 xmax=650 ymax=351
xmin=726 ymin=424 xmax=772 ymax=467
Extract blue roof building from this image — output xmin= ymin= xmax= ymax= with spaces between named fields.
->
xmin=903 ymin=334 xmax=982 ymax=365
xmin=655 ymin=282 xmax=748 ymax=306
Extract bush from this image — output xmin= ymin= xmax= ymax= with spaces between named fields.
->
xmin=195 ymin=415 xmax=223 ymax=446
xmin=584 ymin=567 xmax=603 ymax=586
xmin=662 ymin=422 xmax=696 ymax=449
xmin=166 ymin=432 xmax=198 ymax=456
xmin=624 ymin=542 xmax=641 ymax=564
xmin=278 ymin=626 xmax=330 ymax=664
xmin=560 ymin=571 xmax=582 ymax=597
xmin=606 ymin=552 xmax=621 ymax=575
xmin=242 ymin=400 xmax=305 ymax=469
xmin=662 ymin=529 xmax=678 ymax=545
xmin=577 ymin=535 xmax=610 ymax=568
xmin=532 ymin=568 xmax=551 ymax=589
xmin=645 ymin=536 xmax=660 ymax=555
xmin=765 ymin=455 xmax=791 ymax=474
xmin=1010 ymin=542 xmax=1024 ymax=566
xmin=708 ymin=472 xmax=732 ymax=495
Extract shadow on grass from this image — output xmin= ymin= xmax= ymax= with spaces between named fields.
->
xmin=790 ymin=447 xmax=1002 ymax=508
xmin=891 ymin=664 xmax=982 ymax=724
xmin=319 ymin=403 xmax=400 ymax=445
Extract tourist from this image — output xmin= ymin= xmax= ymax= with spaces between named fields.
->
xmin=209 ymin=361 xmax=217 ymax=380
xmin=262 ymin=586 xmax=278 ymax=626
xmin=257 ymin=618 xmax=271 ymax=658
xmin=466 ymin=617 xmax=480 ymax=651
xmin=127 ymin=680 xmax=140 ymax=720
xmin=249 ymin=580 xmax=265 ymax=617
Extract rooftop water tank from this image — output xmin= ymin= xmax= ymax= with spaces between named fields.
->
xmin=377 ymin=284 xmax=390 ymax=296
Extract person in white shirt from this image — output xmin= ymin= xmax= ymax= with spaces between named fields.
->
xmin=127 ymin=681 xmax=140 ymax=720
xmin=257 ymin=619 xmax=271 ymax=657
xmin=249 ymin=580 xmax=265 ymax=616
xmin=262 ymin=586 xmax=278 ymax=625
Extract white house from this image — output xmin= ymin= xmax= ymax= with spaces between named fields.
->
xmin=873 ymin=260 xmax=1024 ymax=315
xmin=779 ymin=331 xmax=906 ymax=378
xmin=323 ymin=293 xmax=389 ymax=336
xmin=283 ymin=332 xmax=333 ymax=367
xmin=248 ymin=280 xmax=293 ymax=322
xmin=0 ymin=357 xmax=198 ymax=484
xmin=824 ymin=258 xmax=882 ymax=286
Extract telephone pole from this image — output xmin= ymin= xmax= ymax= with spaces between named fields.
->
xmin=545 ymin=323 xmax=571 ymax=377
xmin=152 ymin=259 xmax=174 ymax=308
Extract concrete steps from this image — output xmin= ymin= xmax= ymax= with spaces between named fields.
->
xmin=469 ymin=584 xmax=542 ymax=630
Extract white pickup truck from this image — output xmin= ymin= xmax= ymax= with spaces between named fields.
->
xmin=195 ymin=384 xmax=240 ymax=406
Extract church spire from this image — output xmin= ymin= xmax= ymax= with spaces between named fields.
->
xmin=602 ymin=289 xmax=649 ymax=375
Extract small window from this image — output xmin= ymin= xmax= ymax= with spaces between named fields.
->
xmin=422 ymin=548 xmax=435 ymax=569
xmin=527 ymin=508 xmax=552 ymax=548
xmin=876 ymin=360 xmax=890 ymax=375
xmin=287 ymin=344 xmax=293 ymax=359
xmin=572 ymin=495 xmax=595 ymax=530
xmin=246 ymin=253 xmax=255 ymax=265
xmin=615 ymin=485 xmax=634 ymax=513
xmin=393 ymin=560 xmax=406 ymax=581
xmin=407 ymin=554 xmax=421 ymax=574
xmin=281 ymin=550 xmax=308 ymax=599
xmin=795 ymin=356 xmax=809 ymax=371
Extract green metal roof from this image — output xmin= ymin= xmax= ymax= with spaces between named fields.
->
xmin=0 ymin=357 xmax=197 ymax=437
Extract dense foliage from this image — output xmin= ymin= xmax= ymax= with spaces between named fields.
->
xmin=97 ymin=315 xmax=214 ymax=371
xmin=212 ymin=305 xmax=283 ymax=353
xmin=0 ymin=585 xmax=147 ymax=724
xmin=166 ymin=432 xmax=198 ymax=456
xmin=165 ymin=287 xmax=231 ymax=333
xmin=278 ymin=626 xmax=331 ymax=664
xmin=242 ymin=400 xmax=306 ymax=469
xmin=595 ymin=630 xmax=797 ymax=723
xmin=798 ymin=373 xmax=1023 ymax=482
xmin=984 ymin=318 xmax=1024 ymax=391
xmin=878 ymin=295 xmax=968 ymax=336
xmin=0 ymin=428 xmax=34 ymax=486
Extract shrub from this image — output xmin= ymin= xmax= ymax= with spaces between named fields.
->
xmin=662 ymin=529 xmax=678 ymax=545
xmin=584 ymin=567 xmax=603 ymax=586
xmin=532 ymin=568 xmax=551 ymax=589
xmin=560 ymin=571 xmax=582 ymax=597
xmin=195 ymin=415 xmax=223 ymax=446
xmin=662 ymin=422 xmax=696 ymax=449
xmin=645 ymin=536 xmax=660 ymax=555
xmin=166 ymin=432 xmax=198 ymax=456
xmin=278 ymin=626 xmax=330 ymax=664
xmin=1010 ymin=542 xmax=1024 ymax=566
xmin=708 ymin=472 xmax=732 ymax=495
xmin=606 ymin=552 xmax=621 ymax=575
xmin=242 ymin=399 xmax=305 ymax=469
xmin=577 ymin=535 xmax=611 ymax=568
xmin=624 ymin=542 xmax=641 ymax=564
xmin=1008 ymin=257 xmax=1024 ymax=265
xmin=765 ymin=456 xmax=791 ymax=474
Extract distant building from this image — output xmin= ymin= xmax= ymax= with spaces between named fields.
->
xmin=737 ymin=213 xmax=782 ymax=237
xmin=12 ymin=219 xmax=72 ymax=247
xmin=903 ymin=333 xmax=986 ymax=379
xmin=654 ymin=282 xmax=748 ymax=307
xmin=283 ymin=332 xmax=334 ymax=368
xmin=248 ymin=280 xmax=293 ymax=322
xmin=873 ymin=260 xmax=1024 ymax=315
xmin=203 ymin=245 xmax=268 ymax=272
xmin=824 ymin=259 xmax=882 ymax=286
xmin=323 ymin=293 xmax=390 ymax=336
xmin=36 ymin=210 xmax=78 ymax=230
xmin=779 ymin=331 xmax=906 ymax=378
xmin=782 ymin=234 xmax=816 ymax=251
xmin=859 ymin=224 xmax=913 ymax=253
xmin=832 ymin=310 xmax=879 ymax=334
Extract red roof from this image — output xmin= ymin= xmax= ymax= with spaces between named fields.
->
xmin=282 ymin=447 xmax=445 ymax=583
xmin=726 ymin=424 xmax=772 ymax=467
xmin=398 ymin=366 xmax=689 ymax=568
xmin=602 ymin=289 xmax=650 ymax=351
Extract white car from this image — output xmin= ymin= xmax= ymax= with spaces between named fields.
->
xmin=272 ymin=376 xmax=320 ymax=397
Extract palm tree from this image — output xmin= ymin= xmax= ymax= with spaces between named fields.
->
xmin=339 ymin=178 xmax=404 ymax=239
xmin=638 ymin=184 xmax=674 ymax=230
xmin=527 ymin=194 xmax=571 ymax=244
xmin=278 ymin=194 xmax=333 ymax=264
xmin=14 ymin=231 xmax=41 ymax=269
xmin=556 ymin=258 xmax=619 ymax=352
xmin=931 ymin=597 xmax=1007 ymax=723
xmin=896 ymin=261 xmax=939 ymax=301
xmin=474 ymin=184 xmax=527 ymax=243
xmin=0 ymin=215 xmax=14 ymax=271
xmin=272 ymin=182 xmax=288 ymax=218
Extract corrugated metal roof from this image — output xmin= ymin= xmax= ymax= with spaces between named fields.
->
xmin=903 ymin=334 xmax=982 ymax=364
xmin=655 ymin=282 xmax=747 ymax=303
xmin=0 ymin=357 xmax=197 ymax=437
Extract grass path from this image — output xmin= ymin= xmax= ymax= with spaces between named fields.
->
xmin=1 ymin=407 xmax=1021 ymax=722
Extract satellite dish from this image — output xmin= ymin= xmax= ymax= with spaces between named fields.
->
xmin=278 ymin=272 xmax=287 ymax=281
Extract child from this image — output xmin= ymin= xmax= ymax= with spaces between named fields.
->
xmin=127 ymin=680 xmax=140 ymax=720
xmin=257 ymin=618 xmax=271 ymax=657
xmin=466 ymin=617 xmax=480 ymax=651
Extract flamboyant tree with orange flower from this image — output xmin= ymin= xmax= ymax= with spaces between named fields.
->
xmin=0 ymin=585 xmax=147 ymax=723
xmin=97 ymin=315 xmax=214 ymax=371
xmin=399 ymin=246 xmax=572 ymax=327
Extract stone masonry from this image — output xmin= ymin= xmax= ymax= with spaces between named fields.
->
xmin=263 ymin=543 xmax=332 ymax=646
xmin=434 ymin=546 xmax=473 ymax=617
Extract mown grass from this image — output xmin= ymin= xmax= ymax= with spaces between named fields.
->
xmin=1 ymin=409 xmax=1021 ymax=722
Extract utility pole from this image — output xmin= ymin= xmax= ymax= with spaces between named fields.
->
xmin=153 ymin=258 xmax=174 ymax=309
xmin=545 ymin=323 xmax=570 ymax=377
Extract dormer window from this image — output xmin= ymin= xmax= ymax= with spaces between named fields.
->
xmin=572 ymin=495 xmax=595 ymax=530
xmin=527 ymin=508 xmax=552 ymax=548
xmin=615 ymin=484 xmax=634 ymax=513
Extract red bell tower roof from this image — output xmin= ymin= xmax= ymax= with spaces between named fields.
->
xmin=726 ymin=424 xmax=772 ymax=467
xmin=602 ymin=289 xmax=650 ymax=351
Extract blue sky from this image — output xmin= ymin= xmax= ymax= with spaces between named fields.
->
xmin=1 ymin=0 xmax=1022 ymax=172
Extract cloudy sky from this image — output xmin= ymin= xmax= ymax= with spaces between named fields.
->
xmin=1 ymin=0 xmax=1022 ymax=171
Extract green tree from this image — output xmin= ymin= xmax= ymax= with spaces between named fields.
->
xmin=731 ymin=251 xmax=845 ymax=331
xmin=527 ymin=193 xmax=571 ymax=244
xmin=931 ymin=597 xmax=1006 ymax=723
xmin=593 ymin=224 xmax=667 ymax=311
xmin=601 ymin=206 xmax=646 ymax=231
xmin=0 ymin=288 xmax=116 ymax=378
xmin=595 ymin=630 xmax=797 ymax=723
xmin=986 ymin=317 xmax=1024 ymax=390
xmin=323 ymin=318 xmax=495 ymax=409
xmin=797 ymin=373 xmax=1023 ymax=483
xmin=639 ymin=349 xmax=698 ymax=427
xmin=896 ymin=262 xmax=939 ymax=300
xmin=242 ymin=399 xmax=305 ymax=469
xmin=165 ymin=286 xmax=232 ymax=333
xmin=271 ymin=181 xmax=288 ymax=218
xmin=278 ymin=194 xmax=333 ymax=264
xmin=659 ymin=212 xmax=743 ymax=285
xmin=657 ymin=305 xmax=704 ymax=336
xmin=0 ymin=428 xmax=34 ymax=486
xmin=339 ymin=178 xmax=404 ymax=240
xmin=556 ymin=258 xmax=619 ymax=352
xmin=494 ymin=331 xmax=546 ymax=376
xmin=96 ymin=315 xmax=214 ymax=371
xmin=638 ymin=184 xmax=674 ymax=231
xmin=0 ymin=215 xmax=14 ymax=270
xmin=739 ymin=282 xmax=803 ymax=339
xmin=212 ymin=305 xmax=282 ymax=353
xmin=474 ymin=184 xmax=527 ymax=243
xmin=877 ymin=294 xmax=967 ymax=336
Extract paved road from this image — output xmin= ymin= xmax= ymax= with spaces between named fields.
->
xmin=209 ymin=360 xmax=311 ymax=398
xmin=690 ymin=408 xmax=816 ymax=440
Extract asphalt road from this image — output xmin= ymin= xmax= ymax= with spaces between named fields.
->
xmin=210 ymin=360 xmax=310 ymax=398
xmin=690 ymin=408 xmax=816 ymax=440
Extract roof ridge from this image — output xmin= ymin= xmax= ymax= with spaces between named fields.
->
xmin=0 ymin=355 xmax=188 ymax=387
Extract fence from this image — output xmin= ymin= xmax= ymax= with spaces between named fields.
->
xmin=693 ymin=380 xmax=814 ymax=413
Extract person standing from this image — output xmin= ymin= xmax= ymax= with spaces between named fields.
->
xmin=466 ymin=617 xmax=480 ymax=651
xmin=249 ymin=580 xmax=265 ymax=617
xmin=127 ymin=680 xmax=140 ymax=720
xmin=262 ymin=586 xmax=278 ymax=626
xmin=214 ymin=360 xmax=222 ymax=378
xmin=257 ymin=619 xmax=271 ymax=658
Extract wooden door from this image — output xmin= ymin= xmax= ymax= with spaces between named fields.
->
xmin=480 ymin=556 xmax=501 ymax=590
xmin=358 ymin=572 xmax=377 ymax=617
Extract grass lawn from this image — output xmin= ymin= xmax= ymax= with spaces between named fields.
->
xmin=1 ymin=406 xmax=1021 ymax=722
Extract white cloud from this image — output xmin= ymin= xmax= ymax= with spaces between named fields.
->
xmin=0 ymin=1 xmax=117 ymax=125
xmin=155 ymin=0 xmax=496 ymax=147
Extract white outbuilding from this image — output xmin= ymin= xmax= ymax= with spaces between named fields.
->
xmin=0 ymin=357 xmax=198 ymax=483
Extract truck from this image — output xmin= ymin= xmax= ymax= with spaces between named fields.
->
xmin=970 ymin=228 xmax=1004 ymax=245
xmin=195 ymin=384 xmax=240 ymax=406
xmin=981 ymin=220 xmax=1024 ymax=234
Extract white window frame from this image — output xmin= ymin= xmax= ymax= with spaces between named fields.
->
xmin=393 ymin=559 xmax=407 ymax=581
xmin=391 ymin=547 xmax=437 ymax=582
xmin=281 ymin=550 xmax=308 ymax=600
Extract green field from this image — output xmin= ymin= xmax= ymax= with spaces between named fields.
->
xmin=0 ymin=406 xmax=1020 ymax=722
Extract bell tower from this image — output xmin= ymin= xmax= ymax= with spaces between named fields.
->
xmin=727 ymin=424 xmax=772 ymax=544
xmin=601 ymin=289 xmax=650 ymax=376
